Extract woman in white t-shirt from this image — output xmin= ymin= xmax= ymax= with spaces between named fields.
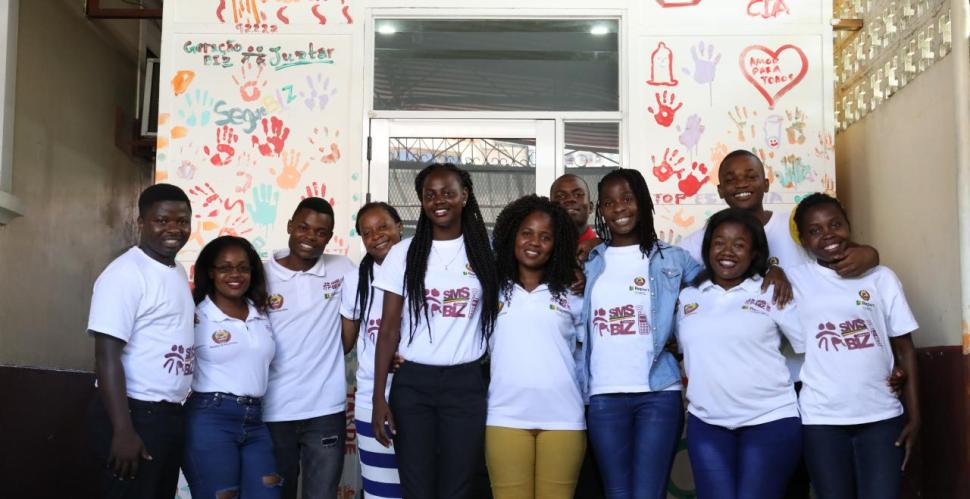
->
xmin=675 ymin=208 xmax=804 ymax=499
xmin=371 ymin=163 xmax=500 ymax=499
xmin=183 ymin=236 xmax=280 ymax=499
xmin=339 ymin=202 xmax=404 ymax=499
xmin=788 ymin=193 xmax=920 ymax=499
xmin=485 ymin=195 xmax=585 ymax=499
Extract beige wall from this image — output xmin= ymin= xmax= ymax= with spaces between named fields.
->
xmin=0 ymin=1 xmax=149 ymax=370
xmin=835 ymin=54 xmax=963 ymax=347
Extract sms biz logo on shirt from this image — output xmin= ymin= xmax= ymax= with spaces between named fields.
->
xmin=815 ymin=319 xmax=883 ymax=352
xmin=742 ymin=298 xmax=771 ymax=314
xmin=593 ymin=305 xmax=650 ymax=336
xmin=425 ymin=287 xmax=474 ymax=318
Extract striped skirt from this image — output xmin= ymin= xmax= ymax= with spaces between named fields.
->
xmin=355 ymin=405 xmax=402 ymax=498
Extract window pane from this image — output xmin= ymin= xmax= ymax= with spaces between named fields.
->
xmin=375 ymin=19 xmax=619 ymax=111
xmin=564 ymin=122 xmax=620 ymax=206
xmin=388 ymin=137 xmax=536 ymax=237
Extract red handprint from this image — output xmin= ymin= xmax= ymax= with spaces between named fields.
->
xmin=189 ymin=182 xmax=224 ymax=218
xmin=251 ymin=116 xmax=290 ymax=157
xmin=647 ymin=91 xmax=683 ymax=127
xmin=203 ymin=125 xmax=238 ymax=166
xmin=301 ymin=181 xmax=336 ymax=206
xmin=677 ymin=161 xmax=710 ymax=197
xmin=308 ymin=127 xmax=342 ymax=164
xmin=651 ymin=148 xmax=686 ymax=182
xmin=218 ymin=213 xmax=253 ymax=237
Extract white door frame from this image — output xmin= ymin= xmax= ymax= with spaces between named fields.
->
xmin=368 ymin=118 xmax=557 ymax=204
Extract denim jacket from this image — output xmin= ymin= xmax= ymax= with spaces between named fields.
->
xmin=577 ymin=241 xmax=702 ymax=400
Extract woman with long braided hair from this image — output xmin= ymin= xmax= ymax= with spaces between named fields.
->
xmin=371 ymin=163 xmax=499 ymax=499
xmin=578 ymin=168 xmax=703 ymax=499
xmin=339 ymin=201 xmax=404 ymax=498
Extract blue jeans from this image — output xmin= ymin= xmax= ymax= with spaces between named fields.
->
xmin=687 ymin=414 xmax=802 ymax=499
xmin=587 ymin=391 xmax=684 ymax=499
xmin=803 ymin=415 xmax=905 ymax=499
xmin=183 ymin=392 xmax=281 ymax=499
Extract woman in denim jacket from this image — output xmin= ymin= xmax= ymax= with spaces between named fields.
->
xmin=578 ymin=169 xmax=701 ymax=499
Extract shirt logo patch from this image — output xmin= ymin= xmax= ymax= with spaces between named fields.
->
xmin=768 ymin=256 xmax=780 ymax=266
xmin=425 ymin=287 xmax=478 ymax=318
xmin=367 ymin=318 xmax=381 ymax=343
xmin=593 ymin=305 xmax=650 ymax=336
xmin=683 ymin=302 xmax=699 ymax=316
xmin=463 ymin=263 xmax=477 ymax=277
xmin=815 ymin=320 xmax=883 ymax=352
xmin=629 ymin=276 xmax=650 ymax=295
xmin=859 ymin=289 xmax=871 ymax=301
xmin=323 ymin=278 xmax=344 ymax=300
xmin=742 ymin=298 xmax=771 ymax=314
xmin=163 ymin=345 xmax=194 ymax=376
xmin=634 ymin=276 xmax=646 ymax=287
xmin=268 ymin=294 xmax=285 ymax=310
xmin=855 ymin=289 xmax=875 ymax=310
xmin=212 ymin=330 xmax=232 ymax=345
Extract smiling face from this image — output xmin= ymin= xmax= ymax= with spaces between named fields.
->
xmin=717 ymin=155 xmax=769 ymax=212
xmin=421 ymin=170 xmax=468 ymax=236
xmin=707 ymin=221 xmax=756 ymax=289
xmin=209 ymin=245 xmax=252 ymax=302
xmin=551 ymin=175 xmax=593 ymax=231
xmin=138 ymin=200 xmax=192 ymax=264
xmin=514 ymin=210 xmax=555 ymax=273
xmin=799 ymin=203 xmax=852 ymax=264
xmin=358 ymin=207 xmax=403 ymax=265
xmin=598 ymin=177 xmax=640 ymax=246
xmin=286 ymin=208 xmax=334 ymax=262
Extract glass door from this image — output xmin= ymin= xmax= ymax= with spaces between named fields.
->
xmin=369 ymin=119 xmax=556 ymax=235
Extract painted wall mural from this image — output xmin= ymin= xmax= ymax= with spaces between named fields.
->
xmin=158 ymin=1 xmax=361 ymax=497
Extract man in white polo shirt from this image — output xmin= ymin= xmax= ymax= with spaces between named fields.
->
xmin=263 ymin=197 xmax=355 ymax=499
xmin=86 ymin=184 xmax=195 ymax=499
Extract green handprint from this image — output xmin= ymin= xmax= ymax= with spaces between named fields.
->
xmin=251 ymin=184 xmax=280 ymax=227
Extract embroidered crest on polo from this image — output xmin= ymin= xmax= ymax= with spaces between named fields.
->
xmin=858 ymin=289 xmax=871 ymax=301
xmin=683 ymin=302 xmax=699 ymax=316
xmin=268 ymin=294 xmax=284 ymax=310
xmin=211 ymin=330 xmax=232 ymax=345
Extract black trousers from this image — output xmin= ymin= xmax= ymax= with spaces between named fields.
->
xmin=389 ymin=357 xmax=488 ymax=499
xmin=88 ymin=396 xmax=185 ymax=499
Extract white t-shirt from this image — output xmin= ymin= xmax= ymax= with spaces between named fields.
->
xmin=787 ymin=263 xmax=918 ymax=425
xmin=339 ymin=263 xmax=390 ymax=413
xmin=676 ymin=278 xmax=804 ymax=429
xmin=488 ymin=284 xmax=585 ymax=430
xmin=86 ymin=247 xmax=195 ymax=403
xmin=589 ymin=244 xmax=677 ymax=395
xmin=262 ymin=250 xmax=356 ymax=422
xmin=192 ymin=297 xmax=276 ymax=397
xmin=679 ymin=206 xmax=812 ymax=380
xmin=372 ymin=236 xmax=486 ymax=366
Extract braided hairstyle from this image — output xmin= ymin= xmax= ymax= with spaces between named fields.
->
xmin=594 ymin=168 xmax=659 ymax=256
xmin=404 ymin=163 xmax=499 ymax=344
xmin=493 ymin=195 xmax=578 ymax=301
xmin=353 ymin=202 xmax=403 ymax=327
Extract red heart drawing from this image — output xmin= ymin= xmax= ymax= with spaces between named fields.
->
xmin=739 ymin=44 xmax=808 ymax=109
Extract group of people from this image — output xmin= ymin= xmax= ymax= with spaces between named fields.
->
xmin=87 ymin=150 xmax=920 ymax=499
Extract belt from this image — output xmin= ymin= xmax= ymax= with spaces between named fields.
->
xmin=194 ymin=391 xmax=262 ymax=406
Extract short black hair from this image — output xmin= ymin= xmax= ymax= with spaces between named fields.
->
xmin=794 ymin=192 xmax=850 ymax=237
xmin=493 ymin=195 xmax=579 ymax=300
xmin=719 ymin=150 xmax=765 ymax=179
xmin=293 ymin=197 xmax=334 ymax=219
xmin=694 ymin=208 xmax=770 ymax=286
xmin=192 ymin=235 xmax=269 ymax=314
xmin=551 ymin=174 xmax=591 ymax=195
xmin=138 ymin=183 xmax=191 ymax=217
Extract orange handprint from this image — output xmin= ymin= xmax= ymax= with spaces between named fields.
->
xmin=273 ymin=150 xmax=311 ymax=189
xmin=232 ymin=63 xmax=268 ymax=103
xmin=309 ymin=127 xmax=342 ymax=164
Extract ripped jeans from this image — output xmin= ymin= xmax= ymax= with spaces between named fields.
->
xmin=183 ymin=392 xmax=281 ymax=499
xmin=267 ymin=411 xmax=346 ymax=499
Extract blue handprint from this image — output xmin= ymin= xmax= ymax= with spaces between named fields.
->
xmin=682 ymin=41 xmax=721 ymax=105
xmin=251 ymin=184 xmax=280 ymax=228
xmin=177 ymin=89 xmax=214 ymax=127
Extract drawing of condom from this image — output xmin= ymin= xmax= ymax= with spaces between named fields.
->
xmin=648 ymin=42 xmax=679 ymax=87
xmin=764 ymin=115 xmax=784 ymax=149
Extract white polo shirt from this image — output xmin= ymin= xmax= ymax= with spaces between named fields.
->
xmin=676 ymin=278 xmax=803 ymax=429
xmin=372 ymin=236 xmax=486 ymax=366
xmin=192 ymin=297 xmax=276 ymax=397
xmin=339 ymin=263 xmax=389 ymax=413
xmin=86 ymin=247 xmax=195 ymax=403
xmin=787 ymin=263 xmax=918 ymax=425
xmin=679 ymin=207 xmax=812 ymax=380
xmin=488 ymin=284 xmax=585 ymax=430
xmin=262 ymin=250 xmax=356 ymax=422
